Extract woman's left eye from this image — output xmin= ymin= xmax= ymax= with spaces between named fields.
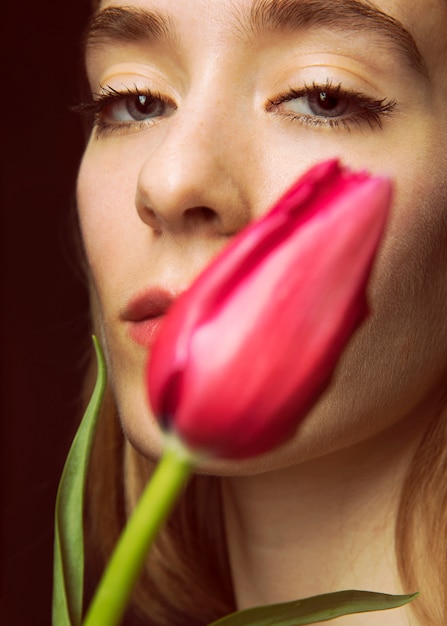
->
xmin=268 ymin=82 xmax=396 ymax=130
xmin=290 ymin=90 xmax=352 ymax=118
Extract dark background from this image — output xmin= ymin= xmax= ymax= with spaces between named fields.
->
xmin=2 ymin=2 xmax=93 ymax=624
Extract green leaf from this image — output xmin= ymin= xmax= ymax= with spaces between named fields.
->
xmin=52 ymin=337 xmax=107 ymax=626
xmin=208 ymin=590 xmax=419 ymax=626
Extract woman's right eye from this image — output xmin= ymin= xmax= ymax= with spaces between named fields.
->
xmin=76 ymin=86 xmax=177 ymax=134
xmin=101 ymin=91 xmax=173 ymax=122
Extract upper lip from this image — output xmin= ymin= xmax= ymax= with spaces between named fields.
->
xmin=122 ymin=287 xmax=177 ymax=322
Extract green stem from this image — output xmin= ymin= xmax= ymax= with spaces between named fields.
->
xmin=82 ymin=437 xmax=195 ymax=626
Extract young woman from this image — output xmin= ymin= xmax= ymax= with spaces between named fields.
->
xmin=76 ymin=0 xmax=447 ymax=623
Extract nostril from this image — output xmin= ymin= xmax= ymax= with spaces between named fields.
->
xmin=142 ymin=207 xmax=163 ymax=234
xmin=184 ymin=206 xmax=218 ymax=223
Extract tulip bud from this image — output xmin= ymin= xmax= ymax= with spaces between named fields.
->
xmin=147 ymin=160 xmax=392 ymax=459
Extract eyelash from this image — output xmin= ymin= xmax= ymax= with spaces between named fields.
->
xmin=74 ymin=85 xmax=175 ymax=137
xmin=267 ymin=81 xmax=396 ymax=131
xmin=75 ymin=80 xmax=396 ymax=137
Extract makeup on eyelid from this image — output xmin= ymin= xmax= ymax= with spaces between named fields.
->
xmin=96 ymin=62 xmax=180 ymax=92
xmin=264 ymin=53 xmax=388 ymax=93
xmin=98 ymin=66 xmax=153 ymax=85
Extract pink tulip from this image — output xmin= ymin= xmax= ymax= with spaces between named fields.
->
xmin=147 ymin=160 xmax=392 ymax=459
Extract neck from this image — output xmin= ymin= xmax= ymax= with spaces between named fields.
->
xmin=221 ymin=418 xmax=423 ymax=624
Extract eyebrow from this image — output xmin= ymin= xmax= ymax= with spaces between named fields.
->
xmin=84 ymin=6 xmax=177 ymax=49
xmin=247 ymin=0 xmax=428 ymax=76
xmin=84 ymin=0 xmax=427 ymax=78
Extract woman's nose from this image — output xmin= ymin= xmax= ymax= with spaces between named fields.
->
xmin=135 ymin=105 xmax=251 ymax=237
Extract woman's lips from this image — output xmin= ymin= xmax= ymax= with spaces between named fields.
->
xmin=128 ymin=316 xmax=166 ymax=348
xmin=122 ymin=288 xmax=176 ymax=348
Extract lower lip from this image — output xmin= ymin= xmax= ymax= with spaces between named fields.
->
xmin=127 ymin=317 xmax=164 ymax=347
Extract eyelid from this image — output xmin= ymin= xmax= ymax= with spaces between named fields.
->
xmin=85 ymin=84 xmax=175 ymax=110
xmin=97 ymin=63 xmax=169 ymax=84
xmin=87 ymin=62 xmax=181 ymax=104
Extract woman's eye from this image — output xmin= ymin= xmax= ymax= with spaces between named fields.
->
xmin=289 ymin=90 xmax=351 ymax=118
xmin=103 ymin=92 xmax=169 ymax=122
xmin=268 ymin=83 xmax=396 ymax=130
xmin=74 ymin=86 xmax=177 ymax=135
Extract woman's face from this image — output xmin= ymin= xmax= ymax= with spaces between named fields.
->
xmin=77 ymin=0 xmax=447 ymax=473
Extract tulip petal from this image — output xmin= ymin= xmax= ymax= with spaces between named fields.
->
xmin=148 ymin=160 xmax=392 ymax=459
